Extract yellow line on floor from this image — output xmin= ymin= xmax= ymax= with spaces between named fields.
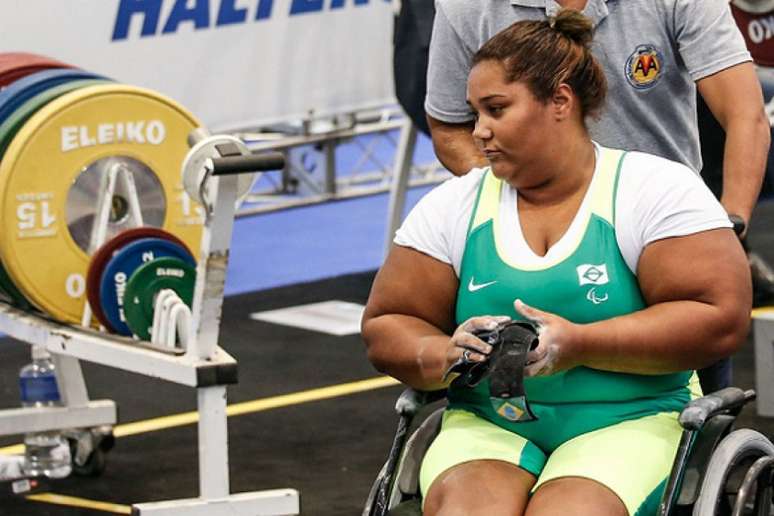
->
xmin=2 ymin=375 xmax=401 ymax=514
xmin=25 ymin=493 xmax=132 ymax=514
xmin=0 ymin=375 xmax=401 ymax=455
xmin=116 ymin=375 xmax=401 ymax=437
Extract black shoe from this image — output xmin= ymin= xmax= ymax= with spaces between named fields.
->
xmin=750 ymin=251 xmax=774 ymax=307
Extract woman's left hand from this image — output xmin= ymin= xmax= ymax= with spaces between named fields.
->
xmin=514 ymin=299 xmax=580 ymax=377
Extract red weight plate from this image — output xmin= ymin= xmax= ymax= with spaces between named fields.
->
xmin=0 ymin=52 xmax=73 ymax=88
xmin=86 ymin=227 xmax=194 ymax=332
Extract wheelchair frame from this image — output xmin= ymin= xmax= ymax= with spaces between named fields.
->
xmin=364 ymin=387 xmax=774 ymax=516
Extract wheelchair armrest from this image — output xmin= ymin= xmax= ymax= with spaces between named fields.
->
xmin=661 ymin=388 xmax=754 ymax=511
xmin=395 ymin=388 xmax=447 ymax=417
xmin=676 ymin=413 xmax=737 ymax=506
xmin=395 ymin=408 xmax=445 ymax=499
xmin=679 ymin=388 xmax=755 ymax=431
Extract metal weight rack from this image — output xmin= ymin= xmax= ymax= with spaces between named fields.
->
xmin=0 ymin=130 xmax=300 ymax=515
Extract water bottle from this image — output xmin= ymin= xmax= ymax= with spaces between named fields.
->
xmin=19 ymin=346 xmax=71 ymax=479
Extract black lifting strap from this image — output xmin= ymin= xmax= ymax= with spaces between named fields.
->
xmin=488 ymin=322 xmax=539 ymax=422
xmin=444 ymin=321 xmax=539 ymax=423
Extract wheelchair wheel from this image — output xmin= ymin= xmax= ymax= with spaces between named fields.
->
xmin=693 ymin=429 xmax=774 ymax=515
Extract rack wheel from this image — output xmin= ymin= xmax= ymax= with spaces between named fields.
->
xmin=65 ymin=426 xmax=114 ymax=477
xmin=71 ymin=444 xmax=105 ymax=477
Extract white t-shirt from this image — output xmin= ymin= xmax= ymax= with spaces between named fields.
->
xmin=395 ymin=148 xmax=732 ymax=277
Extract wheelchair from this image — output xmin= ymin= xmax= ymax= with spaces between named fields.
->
xmin=363 ymin=387 xmax=774 ymax=516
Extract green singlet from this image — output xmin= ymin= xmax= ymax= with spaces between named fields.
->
xmin=450 ymin=147 xmax=692 ymax=450
xmin=419 ymin=146 xmax=699 ymax=515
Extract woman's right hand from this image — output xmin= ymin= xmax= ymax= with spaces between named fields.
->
xmin=443 ymin=315 xmax=512 ymax=383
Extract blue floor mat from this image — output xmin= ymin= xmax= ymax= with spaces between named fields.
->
xmin=226 ymin=185 xmax=434 ymax=296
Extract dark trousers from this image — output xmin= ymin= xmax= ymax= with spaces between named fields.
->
xmin=393 ymin=0 xmax=435 ymax=136
xmin=695 ymin=95 xmax=745 ymax=395
xmin=697 ymin=357 xmax=733 ymax=395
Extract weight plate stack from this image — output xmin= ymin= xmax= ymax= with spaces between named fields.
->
xmin=0 ymin=83 xmax=204 ymax=323
xmin=0 ymin=79 xmax=110 ymax=158
xmin=0 ymin=68 xmax=107 ymax=124
xmin=0 ymin=52 xmax=73 ymax=88
xmin=98 ymin=237 xmax=195 ymax=335
xmin=86 ymin=227 xmax=192 ymax=332
xmin=0 ymin=70 xmax=108 ymax=309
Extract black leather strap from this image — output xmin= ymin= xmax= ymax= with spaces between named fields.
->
xmin=443 ymin=321 xmax=539 ymax=422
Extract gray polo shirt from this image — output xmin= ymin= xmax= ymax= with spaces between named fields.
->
xmin=425 ymin=0 xmax=751 ymax=173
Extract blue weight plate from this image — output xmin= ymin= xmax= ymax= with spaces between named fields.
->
xmin=99 ymin=237 xmax=195 ymax=335
xmin=0 ymin=68 xmax=108 ymax=126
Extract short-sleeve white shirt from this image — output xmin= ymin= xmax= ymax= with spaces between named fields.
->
xmin=395 ymin=146 xmax=732 ymax=276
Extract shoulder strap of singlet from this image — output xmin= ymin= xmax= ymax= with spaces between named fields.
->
xmin=466 ymin=167 xmax=502 ymax=237
xmin=466 ymin=147 xmax=627 ymax=235
xmin=588 ymin=146 xmax=627 ymax=226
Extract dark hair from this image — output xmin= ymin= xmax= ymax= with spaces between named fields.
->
xmin=472 ymin=9 xmax=606 ymax=119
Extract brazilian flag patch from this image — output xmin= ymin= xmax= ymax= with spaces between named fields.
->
xmin=495 ymin=400 xmax=524 ymax=421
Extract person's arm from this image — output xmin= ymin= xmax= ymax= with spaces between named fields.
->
xmin=517 ymin=228 xmax=752 ymax=376
xmin=426 ymin=115 xmax=488 ymax=176
xmin=362 ymin=245 xmax=457 ymax=390
xmin=697 ymin=62 xmax=770 ymax=228
xmin=362 ymin=245 xmax=505 ymax=390
xmin=424 ymin=3 xmax=487 ymax=176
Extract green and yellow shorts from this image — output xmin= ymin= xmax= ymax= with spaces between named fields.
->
xmin=419 ymin=408 xmax=683 ymax=515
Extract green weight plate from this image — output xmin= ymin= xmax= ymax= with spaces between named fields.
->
xmin=123 ymin=256 xmax=196 ymax=340
xmin=0 ymin=78 xmax=108 ymax=309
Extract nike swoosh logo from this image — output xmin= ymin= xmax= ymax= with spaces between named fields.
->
xmin=468 ymin=278 xmax=497 ymax=292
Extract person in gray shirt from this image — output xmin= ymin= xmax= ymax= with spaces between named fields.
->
xmin=426 ymin=0 xmax=769 ymax=228
xmin=424 ymin=0 xmax=771 ymax=394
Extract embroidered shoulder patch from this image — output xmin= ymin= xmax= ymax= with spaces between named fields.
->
xmin=624 ymin=44 xmax=664 ymax=90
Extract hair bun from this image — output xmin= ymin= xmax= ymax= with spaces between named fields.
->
xmin=550 ymin=9 xmax=593 ymax=47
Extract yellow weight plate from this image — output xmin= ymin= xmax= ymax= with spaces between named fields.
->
xmin=0 ymin=84 xmax=204 ymax=323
